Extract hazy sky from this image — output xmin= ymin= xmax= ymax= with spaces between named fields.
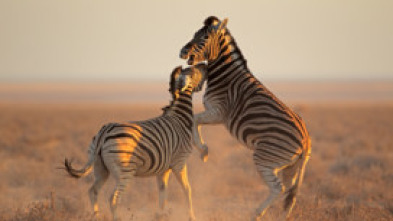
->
xmin=1 ymin=0 xmax=392 ymax=82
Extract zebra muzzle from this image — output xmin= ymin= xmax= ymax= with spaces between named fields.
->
xmin=187 ymin=55 xmax=195 ymax=65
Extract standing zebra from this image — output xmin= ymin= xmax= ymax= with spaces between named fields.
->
xmin=179 ymin=16 xmax=311 ymax=220
xmin=64 ymin=64 xmax=207 ymax=221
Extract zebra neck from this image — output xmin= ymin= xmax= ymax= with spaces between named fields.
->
xmin=170 ymin=92 xmax=193 ymax=128
xmin=207 ymin=34 xmax=250 ymax=87
xmin=163 ymin=92 xmax=193 ymax=122
xmin=171 ymin=93 xmax=193 ymax=112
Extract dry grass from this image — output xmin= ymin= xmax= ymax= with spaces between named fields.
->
xmin=0 ymin=103 xmax=392 ymax=220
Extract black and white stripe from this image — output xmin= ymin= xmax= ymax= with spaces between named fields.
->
xmin=64 ymin=64 xmax=207 ymax=221
xmin=180 ymin=16 xmax=311 ymax=220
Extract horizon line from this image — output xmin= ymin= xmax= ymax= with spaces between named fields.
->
xmin=1 ymin=77 xmax=393 ymax=84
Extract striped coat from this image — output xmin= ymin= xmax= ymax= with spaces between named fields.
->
xmin=64 ymin=64 xmax=207 ymax=221
xmin=180 ymin=16 xmax=311 ymax=220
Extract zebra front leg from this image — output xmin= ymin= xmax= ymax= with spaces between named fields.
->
xmin=192 ymin=122 xmax=209 ymax=162
xmin=193 ymin=108 xmax=223 ymax=162
xmin=88 ymin=157 xmax=109 ymax=217
xmin=173 ymin=165 xmax=195 ymax=221
xmin=156 ymin=169 xmax=172 ymax=210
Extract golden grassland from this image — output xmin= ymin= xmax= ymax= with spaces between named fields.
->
xmin=0 ymin=101 xmax=392 ymax=221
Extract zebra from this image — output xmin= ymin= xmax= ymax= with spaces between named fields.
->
xmin=64 ymin=63 xmax=207 ymax=221
xmin=179 ymin=16 xmax=311 ymax=220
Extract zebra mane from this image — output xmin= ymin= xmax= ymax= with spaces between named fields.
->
xmin=162 ymin=66 xmax=182 ymax=115
xmin=161 ymin=95 xmax=175 ymax=115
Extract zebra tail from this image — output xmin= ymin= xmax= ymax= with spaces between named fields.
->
xmin=284 ymin=137 xmax=312 ymax=211
xmin=64 ymin=124 xmax=110 ymax=178
xmin=64 ymin=155 xmax=94 ymax=178
xmin=64 ymin=143 xmax=98 ymax=178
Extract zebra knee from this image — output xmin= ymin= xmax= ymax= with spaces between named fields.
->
xmin=158 ymin=182 xmax=166 ymax=192
xmin=258 ymin=171 xmax=283 ymax=193
xmin=271 ymin=181 xmax=284 ymax=194
xmin=110 ymin=187 xmax=123 ymax=208
xmin=88 ymin=186 xmax=97 ymax=200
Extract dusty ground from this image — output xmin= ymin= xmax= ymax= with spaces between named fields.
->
xmin=0 ymin=82 xmax=392 ymax=220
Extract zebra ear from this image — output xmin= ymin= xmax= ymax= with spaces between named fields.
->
xmin=204 ymin=16 xmax=220 ymax=26
xmin=171 ymin=66 xmax=182 ymax=80
xmin=218 ymin=18 xmax=228 ymax=31
xmin=170 ymin=66 xmax=183 ymax=93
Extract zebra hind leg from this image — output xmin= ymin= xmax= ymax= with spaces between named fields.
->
xmin=88 ymin=157 xmax=109 ymax=217
xmin=155 ymin=169 xmax=172 ymax=220
xmin=253 ymin=160 xmax=284 ymax=220
xmin=283 ymin=150 xmax=311 ymax=219
xmin=109 ymin=174 xmax=133 ymax=221
xmin=282 ymin=162 xmax=299 ymax=218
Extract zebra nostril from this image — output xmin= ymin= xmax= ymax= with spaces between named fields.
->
xmin=180 ymin=48 xmax=189 ymax=59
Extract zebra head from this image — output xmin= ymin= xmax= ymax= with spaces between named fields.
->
xmin=169 ymin=63 xmax=207 ymax=98
xmin=180 ymin=16 xmax=228 ymax=65
xmin=163 ymin=64 xmax=207 ymax=113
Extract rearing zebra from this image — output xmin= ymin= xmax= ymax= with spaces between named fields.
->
xmin=64 ymin=64 xmax=207 ymax=221
xmin=179 ymin=16 xmax=311 ymax=220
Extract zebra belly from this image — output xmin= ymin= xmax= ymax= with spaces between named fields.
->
xmin=224 ymin=122 xmax=303 ymax=169
xmin=135 ymin=164 xmax=170 ymax=177
xmin=102 ymin=140 xmax=171 ymax=177
xmin=134 ymin=145 xmax=171 ymax=177
xmin=225 ymin=115 xmax=303 ymax=155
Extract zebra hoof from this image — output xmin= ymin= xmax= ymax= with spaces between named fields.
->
xmin=154 ymin=211 xmax=169 ymax=221
xmin=201 ymin=145 xmax=208 ymax=162
xmin=91 ymin=211 xmax=101 ymax=221
xmin=250 ymin=215 xmax=262 ymax=221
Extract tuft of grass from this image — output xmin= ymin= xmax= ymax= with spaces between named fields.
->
xmin=329 ymin=161 xmax=350 ymax=175
xmin=352 ymin=155 xmax=385 ymax=170
xmin=2 ymin=192 xmax=111 ymax=221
